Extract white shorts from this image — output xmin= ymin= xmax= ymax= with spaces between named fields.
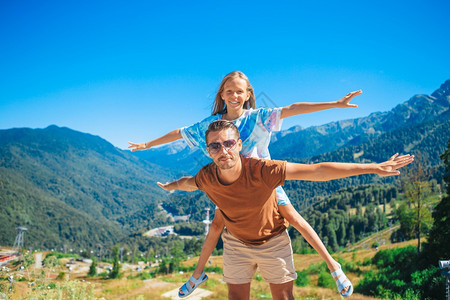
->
xmin=222 ymin=229 xmax=297 ymax=284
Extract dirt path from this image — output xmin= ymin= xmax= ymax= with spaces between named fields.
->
xmin=34 ymin=253 xmax=42 ymax=269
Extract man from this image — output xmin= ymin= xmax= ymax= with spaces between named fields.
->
xmin=158 ymin=120 xmax=413 ymax=300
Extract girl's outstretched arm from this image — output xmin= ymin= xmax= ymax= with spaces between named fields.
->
xmin=128 ymin=128 xmax=182 ymax=152
xmin=280 ymin=90 xmax=362 ymax=119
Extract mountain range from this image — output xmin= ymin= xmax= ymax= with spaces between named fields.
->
xmin=0 ymin=80 xmax=448 ymax=249
xmin=135 ymin=80 xmax=449 ymax=213
xmin=0 ymin=126 xmax=172 ymax=249
xmin=134 ymin=80 xmax=450 ymax=172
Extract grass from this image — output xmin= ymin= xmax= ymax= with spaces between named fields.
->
xmin=1 ymin=238 xmax=421 ymax=299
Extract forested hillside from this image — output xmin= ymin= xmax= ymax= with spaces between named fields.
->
xmin=0 ymin=126 xmax=173 ymax=249
xmin=161 ymin=113 xmax=448 ymax=220
xmin=270 ymin=79 xmax=450 ymax=159
xmin=288 ymin=184 xmax=397 ymax=252
xmin=0 ymin=80 xmax=448 ymax=251
xmin=283 ymin=112 xmax=449 ymax=211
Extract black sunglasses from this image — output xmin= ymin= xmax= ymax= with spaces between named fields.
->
xmin=207 ymin=139 xmax=237 ymax=154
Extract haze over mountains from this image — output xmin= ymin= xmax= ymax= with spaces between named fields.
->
xmin=0 ymin=80 xmax=448 ymax=249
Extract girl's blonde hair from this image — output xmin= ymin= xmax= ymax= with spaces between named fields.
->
xmin=212 ymin=71 xmax=256 ymax=115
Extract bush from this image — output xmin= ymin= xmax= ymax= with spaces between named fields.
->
xmin=295 ymin=270 xmax=309 ymax=287
xmin=98 ymin=272 xmax=109 ymax=279
xmin=138 ymin=272 xmax=154 ymax=280
xmin=361 ymin=257 xmax=372 ymax=266
xmin=306 ymin=262 xmax=327 ymax=274
xmin=254 ymin=274 xmax=263 ymax=281
xmin=355 ymin=246 xmax=445 ymax=299
xmin=317 ymin=270 xmax=335 ymax=289
xmin=87 ymin=258 xmax=97 ymax=277
xmin=205 ymin=266 xmax=223 ymax=274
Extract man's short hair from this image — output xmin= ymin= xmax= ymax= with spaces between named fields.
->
xmin=205 ymin=120 xmax=240 ymax=143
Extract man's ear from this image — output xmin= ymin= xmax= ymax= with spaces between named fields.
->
xmin=237 ymin=139 xmax=243 ymax=151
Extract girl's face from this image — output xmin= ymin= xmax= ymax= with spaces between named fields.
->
xmin=220 ymin=77 xmax=250 ymax=112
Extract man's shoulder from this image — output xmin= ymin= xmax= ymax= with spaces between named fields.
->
xmin=194 ymin=162 xmax=216 ymax=191
xmin=241 ymin=156 xmax=286 ymax=190
xmin=242 ymin=156 xmax=286 ymax=171
xmin=242 ymin=156 xmax=284 ymax=165
xmin=197 ymin=161 xmax=216 ymax=175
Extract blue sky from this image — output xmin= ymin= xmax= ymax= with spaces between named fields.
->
xmin=1 ymin=0 xmax=449 ymax=149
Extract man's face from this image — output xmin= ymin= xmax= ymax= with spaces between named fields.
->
xmin=206 ymin=128 xmax=242 ymax=170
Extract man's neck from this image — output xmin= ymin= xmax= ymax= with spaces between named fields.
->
xmin=216 ymin=156 xmax=243 ymax=185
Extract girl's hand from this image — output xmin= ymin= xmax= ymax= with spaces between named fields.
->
xmin=336 ymin=90 xmax=362 ymax=108
xmin=128 ymin=141 xmax=147 ymax=152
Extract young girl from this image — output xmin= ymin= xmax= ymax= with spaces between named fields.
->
xmin=128 ymin=71 xmax=361 ymax=297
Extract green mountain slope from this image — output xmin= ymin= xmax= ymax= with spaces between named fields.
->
xmin=283 ymin=112 xmax=449 ymax=210
xmin=138 ymin=80 xmax=449 ymax=219
xmin=1 ymin=80 xmax=448 ymax=250
xmin=270 ymin=79 xmax=450 ymax=159
xmin=0 ymin=126 xmax=172 ymax=249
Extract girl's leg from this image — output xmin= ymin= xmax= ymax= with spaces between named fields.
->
xmin=275 ymin=184 xmax=351 ymax=295
xmin=277 ymin=204 xmax=340 ymax=273
xmin=278 ymin=204 xmax=350 ymax=294
xmin=180 ymin=209 xmax=225 ymax=295
xmin=278 ymin=204 xmax=351 ymax=295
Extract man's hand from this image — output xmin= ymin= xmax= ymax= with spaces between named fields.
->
xmin=157 ymin=176 xmax=198 ymax=192
xmin=157 ymin=181 xmax=175 ymax=192
xmin=376 ymin=153 xmax=414 ymax=176
xmin=335 ymin=90 xmax=362 ymax=108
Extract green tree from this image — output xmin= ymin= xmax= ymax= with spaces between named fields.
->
xmin=87 ymin=257 xmax=97 ymax=277
xmin=109 ymin=246 xmax=120 ymax=279
xmin=336 ymin=218 xmax=347 ymax=246
xmin=158 ymin=258 xmax=168 ymax=274
xmin=22 ymin=251 xmax=35 ymax=268
xmin=349 ymin=225 xmax=356 ymax=244
xmin=395 ymin=203 xmax=415 ymax=239
xmin=403 ymin=152 xmax=433 ymax=254
xmin=424 ymin=141 xmax=450 ymax=260
xmin=169 ymin=241 xmax=184 ymax=273
xmin=324 ymin=224 xmax=339 ymax=252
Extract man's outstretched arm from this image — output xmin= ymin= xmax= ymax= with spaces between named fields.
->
xmin=157 ymin=176 xmax=198 ymax=191
xmin=285 ymin=153 xmax=414 ymax=181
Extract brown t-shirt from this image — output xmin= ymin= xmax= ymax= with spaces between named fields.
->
xmin=194 ymin=156 xmax=289 ymax=246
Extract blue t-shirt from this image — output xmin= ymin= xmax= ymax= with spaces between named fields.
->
xmin=181 ymin=107 xmax=282 ymax=158
xmin=180 ymin=107 xmax=290 ymax=205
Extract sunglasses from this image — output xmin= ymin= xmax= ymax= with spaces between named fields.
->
xmin=207 ymin=139 xmax=237 ymax=154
